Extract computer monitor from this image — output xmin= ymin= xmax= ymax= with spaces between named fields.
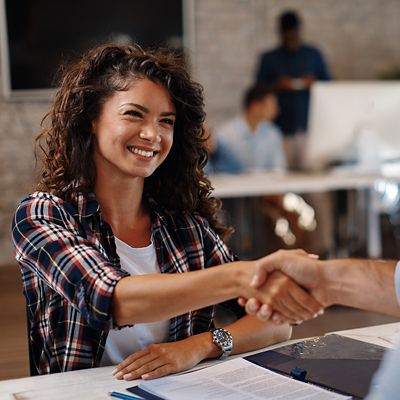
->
xmin=304 ymin=81 xmax=400 ymax=171
xmin=0 ymin=0 xmax=186 ymax=101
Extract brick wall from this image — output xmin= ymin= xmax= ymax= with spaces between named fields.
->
xmin=1 ymin=0 xmax=400 ymax=265
xmin=0 ymin=85 xmax=49 ymax=264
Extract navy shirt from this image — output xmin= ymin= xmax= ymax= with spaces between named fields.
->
xmin=256 ymin=44 xmax=331 ymax=136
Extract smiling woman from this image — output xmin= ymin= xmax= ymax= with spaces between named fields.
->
xmin=10 ymin=43 xmax=316 ymax=379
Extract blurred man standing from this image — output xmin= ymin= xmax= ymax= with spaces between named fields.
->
xmin=255 ymin=10 xmax=331 ymax=169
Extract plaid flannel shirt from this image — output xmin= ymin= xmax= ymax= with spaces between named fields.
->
xmin=12 ymin=191 xmax=235 ymax=374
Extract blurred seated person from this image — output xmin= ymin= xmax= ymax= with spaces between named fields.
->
xmin=207 ymin=85 xmax=286 ymax=174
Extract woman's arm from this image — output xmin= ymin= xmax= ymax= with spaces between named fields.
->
xmin=113 ymin=261 xmax=256 ymax=325
xmin=112 ymin=306 xmax=291 ymax=381
xmin=223 ymin=314 xmax=292 ymax=355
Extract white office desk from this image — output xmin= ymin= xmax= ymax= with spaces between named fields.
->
xmin=0 ymin=341 xmax=294 ymax=400
xmin=1 ymin=322 xmax=399 ymax=400
xmin=210 ymin=171 xmax=385 ymax=198
xmin=210 ymin=170 xmax=400 ymax=258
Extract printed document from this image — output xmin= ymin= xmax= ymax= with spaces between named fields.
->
xmin=139 ymin=358 xmax=351 ymax=399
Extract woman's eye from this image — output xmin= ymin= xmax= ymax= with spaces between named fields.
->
xmin=160 ymin=118 xmax=175 ymax=126
xmin=124 ymin=110 xmax=143 ymax=118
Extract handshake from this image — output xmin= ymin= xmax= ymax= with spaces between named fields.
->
xmin=238 ymin=249 xmax=326 ymax=325
xmin=238 ymin=249 xmax=399 ymax=325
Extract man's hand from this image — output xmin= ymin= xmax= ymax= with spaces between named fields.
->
xmin=302 ymin=74 xmax=316 ymax=89
xmin=242 ymin=249 xmax=327 ymax=322
xmin=276 ymin=76 xmax=294 ymax=91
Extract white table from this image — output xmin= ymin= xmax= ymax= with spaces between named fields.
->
xmin=210 ymin=171 xmax=384 ymax=198
xmin=1 ymin=322 xmax=399 ymax=400
xmin=210 ymin=170 xmax=400 ymax=258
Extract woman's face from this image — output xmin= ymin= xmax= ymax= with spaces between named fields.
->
xmin=92 ymin=78 xmax=176 ymax=182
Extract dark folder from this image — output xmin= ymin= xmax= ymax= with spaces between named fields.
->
xmin=127 ymin=385 xmax=165 ymax=400
xmin=245 ymin=334 xmax=386 ymax=399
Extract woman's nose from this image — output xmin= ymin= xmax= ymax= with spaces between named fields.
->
xmin=139 ymin=123 xmax=161 ymax=143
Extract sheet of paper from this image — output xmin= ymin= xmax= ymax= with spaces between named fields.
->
xmin=140 ymin=358 xmax=350 ymax=400
xmin=4 ymin=367 xmax=135 ymax=400
xmin=329 ymin=322 xmax=400 ymax=348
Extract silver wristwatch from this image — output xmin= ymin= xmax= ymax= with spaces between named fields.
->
xmin=212 ymin=328 xmax=233 ymax=359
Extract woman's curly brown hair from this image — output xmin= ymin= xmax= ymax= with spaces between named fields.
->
xmin=35 ymin=43 xmax=232 ymax=239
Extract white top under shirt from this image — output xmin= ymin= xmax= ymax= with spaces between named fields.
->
xmin=100 ymin=236 xmax=170 ymax=366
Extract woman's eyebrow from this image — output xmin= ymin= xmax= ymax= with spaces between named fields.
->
xmin=160 ymin=111 xmax=176 ymax=117
xmin=120 ymin=102 xmax=149 ymax=113
xmin=120 ymin=102 xmax=176 ymax=117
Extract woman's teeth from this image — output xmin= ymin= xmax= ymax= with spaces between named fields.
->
xmin=127 ymin=146 xmax=155 ymax=158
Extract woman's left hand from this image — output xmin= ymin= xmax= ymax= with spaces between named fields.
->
xmin=113 ymin=334 xmax=214 ymax=381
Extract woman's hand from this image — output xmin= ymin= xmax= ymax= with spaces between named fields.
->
xmin=113 ymin=333 xmax=217 ymax=381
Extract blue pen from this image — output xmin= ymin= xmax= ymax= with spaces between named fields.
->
xmin=109 ymin=391 xmax=142 ymax=400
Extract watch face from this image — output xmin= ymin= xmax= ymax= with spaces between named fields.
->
xmin=215 ymin=329 xmax=232 ymax=346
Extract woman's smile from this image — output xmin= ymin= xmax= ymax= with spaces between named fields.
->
xmin=126 ymin=145 xmax=159 ymax=160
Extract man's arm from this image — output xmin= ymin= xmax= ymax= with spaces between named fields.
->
xmin=317 ymin=257 xmax=398 ymax=315
xmin=246 ymin=250 xmax=400 ymax=321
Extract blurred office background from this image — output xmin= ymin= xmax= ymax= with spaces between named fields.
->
xmin=2 ymin=0 xmax=400 ymax=264
xmin=1 ymin=0 xmax=400 ymax=380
